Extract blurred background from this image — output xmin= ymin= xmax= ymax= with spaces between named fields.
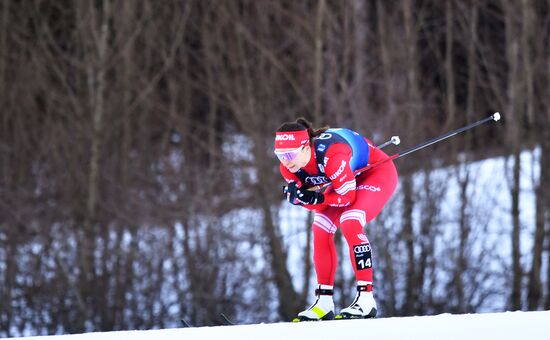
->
xmin=0 ymin=0 xmax=548 ymax=336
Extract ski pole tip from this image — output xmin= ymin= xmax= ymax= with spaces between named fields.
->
xmin=492 ymin=112 xmax=501 ymax=121
xmin=391 ymin=136 xmax=401 ymax=145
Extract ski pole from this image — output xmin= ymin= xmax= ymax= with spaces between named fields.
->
xmin=310 ymin=112 xmax=501 ymax=191
xmin=390 ymin=112 xmax=500 ymax=160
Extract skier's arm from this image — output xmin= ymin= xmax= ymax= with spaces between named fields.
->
xmin=322 ymin=149 xmax=357 ymax=207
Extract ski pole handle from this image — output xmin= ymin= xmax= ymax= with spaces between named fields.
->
xmin=377 ymin=136 xmax=400 ymax=149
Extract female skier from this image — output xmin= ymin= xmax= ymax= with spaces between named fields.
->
xmin=274 ymin=117 xmax=398 ymax=320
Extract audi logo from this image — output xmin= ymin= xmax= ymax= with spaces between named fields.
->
xmin=305 ymin=176 xmax=329 ymax=185
xmin=354 ymin=244 xmax=371 ymax=253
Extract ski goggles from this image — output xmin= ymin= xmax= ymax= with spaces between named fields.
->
xmin=274 ymin=145 xmax=304 ymax=162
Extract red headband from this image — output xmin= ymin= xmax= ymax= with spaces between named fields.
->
xmin=274 ymin=130 xmax=310 ymax=149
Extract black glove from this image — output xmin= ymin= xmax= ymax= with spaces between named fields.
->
xmin=283 ymin=182 xmax=301 ymax=205
xmin=284 ymin=182 xmax=325 ymax=205
xmin=295 ymin=188 xmax=324 ymax=205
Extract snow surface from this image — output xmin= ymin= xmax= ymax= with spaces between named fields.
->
xmin=10 ymin=311 xmax=550 ymax=340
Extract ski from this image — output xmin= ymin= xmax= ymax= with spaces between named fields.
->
xmin=292 ymin=317 xmax=325 ymax=322
xmin=335 ymin=314 xmax=376 ymax=320
xmin=179 ymin=313 xmax=234 ymax=328
xmin=180 ymin=318 xmax=192 ymax=327
xmin=180 ymin=313 xmax=375 ymax=327
xmin=220 ymin=313 xmax=234 ymax=326
xmin=292 ymin=315 xmax=376 ymax=322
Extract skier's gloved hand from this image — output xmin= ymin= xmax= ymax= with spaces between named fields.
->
xmin=284 ymin=182 xmax=324 ymax=205
xmin=295 ymin=188 xmax=325 ymax=205
xmin=284 ymin=182 xmax=302 ymax=206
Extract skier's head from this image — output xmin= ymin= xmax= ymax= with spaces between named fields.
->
xmin=274 ymin=117 xmax=329 ymax=172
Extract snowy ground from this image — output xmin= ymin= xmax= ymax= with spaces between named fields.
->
xmin=10 ymin=311 xmax=550 ymax=340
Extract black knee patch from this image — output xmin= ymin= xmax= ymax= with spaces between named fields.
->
xmin=353 ymin=244 xmax=372 ymax=270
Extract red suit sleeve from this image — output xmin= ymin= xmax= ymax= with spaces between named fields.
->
xmin=322 ymin=144 xmax=357 ymax=207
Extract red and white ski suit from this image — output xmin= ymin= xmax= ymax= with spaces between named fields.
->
xmin=279 ymin=138 xmax=398 ymax=286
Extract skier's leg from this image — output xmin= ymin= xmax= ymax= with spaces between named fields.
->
xmin=338 ymin=161 xmax=398 ymax=318
xmin=340 ymin=217 xmax=373 ymax=284
xmin=312 ymin=211 xmax=338 ymax=285
xmin=296 ymin=210 xmax=339 ymax=321
xmin=339 ymin=218 xmax=377 ymax=318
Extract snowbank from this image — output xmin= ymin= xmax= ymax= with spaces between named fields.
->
xmin=12 ymin=311 xmax=549 ymax=340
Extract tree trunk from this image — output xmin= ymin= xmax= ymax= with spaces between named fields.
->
xmin=444 ymin=0 xmax=456 ymax=127
xmin=312 ymin=0 xmax=326 ymax=125
xmin=505 ymin=1 xmax=522 ymax=311
xmin=528 ymin=157 xmax=545 ymax=310
xmin=77 ymin=0 xmax=112 ymax=330
xmin=416 ymin=171 xmax=437 ymax=315
xmin=0 ymin=0 xmax=8 ymax=183
xmin=524 ymin=0 xmax=543 ymax=310
xmin=465 ymin=3 xmax=478 ymax=120
xmin=510 ymin=151 xmax=522 ymax=310
xmin=376 ymin=0 xmax=395 ymax=117
xmin=456 ymin=167 xmax=471 ymax=312
xmin=402 ymin=175 xmax=416 ymax=315
xmin=401 ymin=0 xmax=422 ymax=315
xmin=545 ymin=43 xmax=550 ymax=312
xmin=520 ymin=0 xmax=535 ymax=127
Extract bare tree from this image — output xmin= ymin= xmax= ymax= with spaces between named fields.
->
xmin=504 ymin=0 xmax=524 ymax=311
xmin=525 ymin=0 xmax=547 ymax=311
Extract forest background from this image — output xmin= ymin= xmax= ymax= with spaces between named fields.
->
xmin=0 ymin=0 xmax=549 ymax=336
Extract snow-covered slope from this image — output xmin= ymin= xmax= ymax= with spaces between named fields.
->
xmin=12 ymin=311 xmax=549 ymax=340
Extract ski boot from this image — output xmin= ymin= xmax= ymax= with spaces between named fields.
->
xmin=337 ymin=283 xmax=377 ymax=319
xmin=293 ymin=285 xmax=335 ymax=322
